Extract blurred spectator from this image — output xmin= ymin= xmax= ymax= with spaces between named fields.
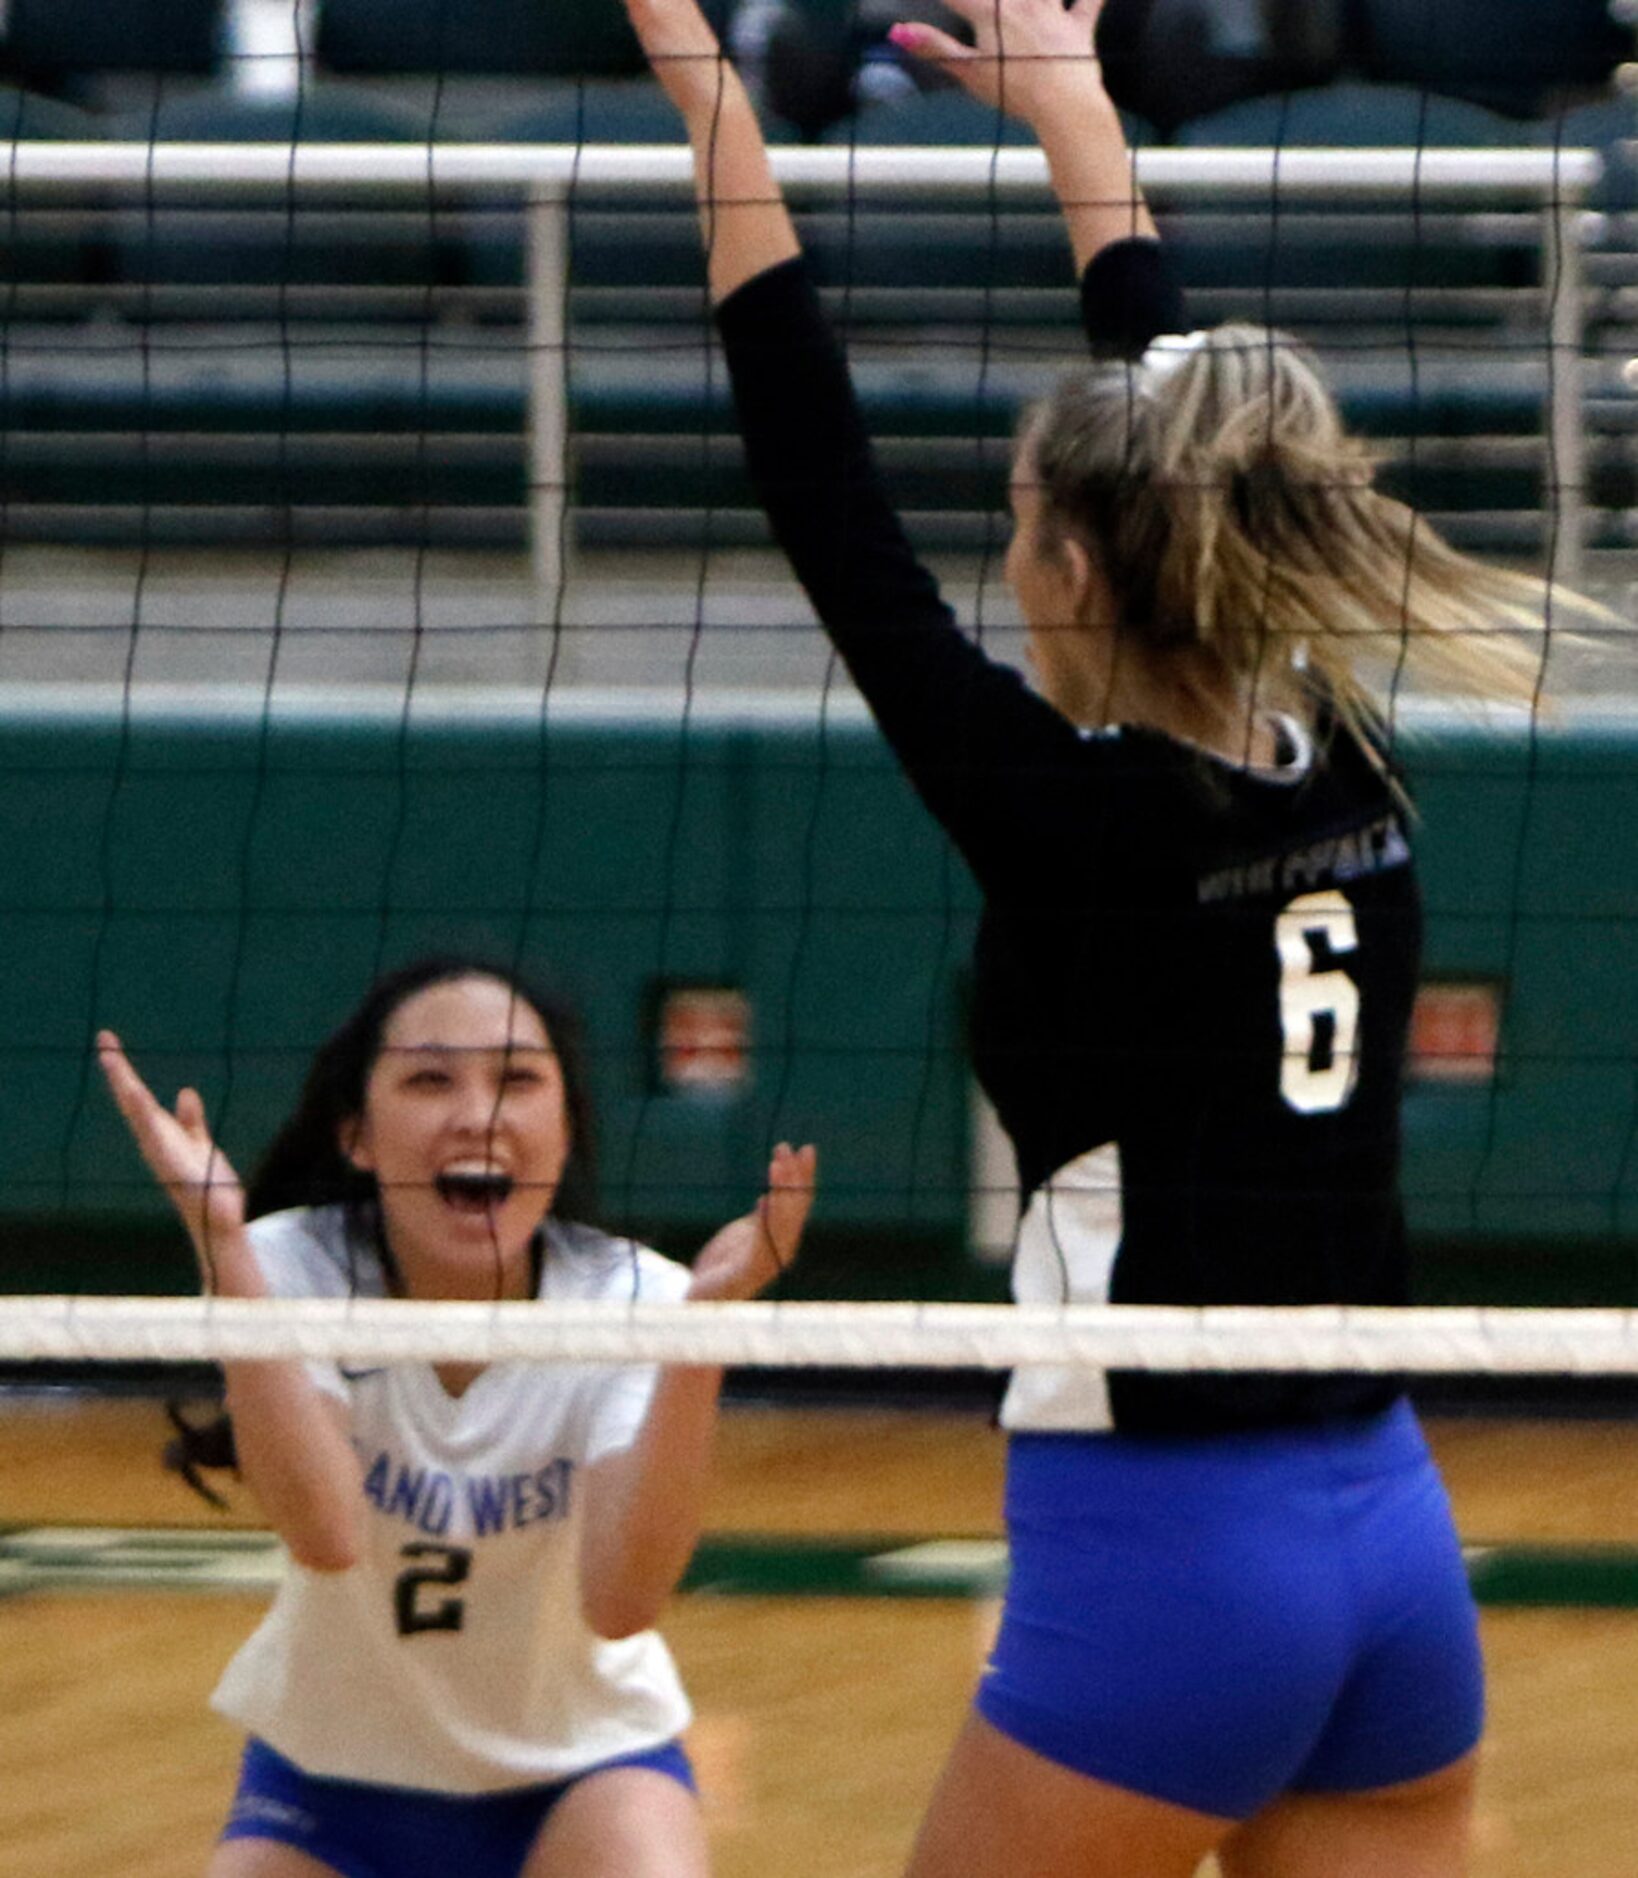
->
xmin=749 ymin=0 xmax=969 ymax=138
xmin=1099 ymin=0 xmax=1348 ymax=134
xmin=747 ymin=0 xmax=1349 ymax=141
xmin=1352 ymin=0 xmax=1625 ymax=119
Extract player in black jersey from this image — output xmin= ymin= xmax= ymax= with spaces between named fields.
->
xmin=619 ymin=0 xmax=1590 ymax=1867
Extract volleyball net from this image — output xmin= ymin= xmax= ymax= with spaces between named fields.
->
xmin=7 ymin=1296 xmax=1638 ymax=1375
xmin=0 ymin=8 xmax=1634 ymax=1382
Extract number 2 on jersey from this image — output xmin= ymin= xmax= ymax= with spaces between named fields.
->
xmin=1275 ymin=890 xmax=1361 ymax=1115
xmin=394 ymin=1542 xmax=471 ymax=1636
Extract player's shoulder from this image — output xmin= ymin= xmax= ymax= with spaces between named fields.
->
xmin=542 ymin=1218 xmax=692 ymax=1305
xmin=1294 ymin=719 xmax=1417 ymax=855
xmin=246 ymin=1204 xmax=385 ymax=1300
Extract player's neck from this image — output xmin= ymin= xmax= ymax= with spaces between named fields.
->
xmin=1097 ymin=648 xmax=1285 ymax=771
xmin=379 ymin=1221 xmax=542 ymax=1305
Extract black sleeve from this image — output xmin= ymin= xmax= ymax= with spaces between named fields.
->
xmin=1080 ymin=236 xmax=1190 ymax=358
xmin=715 ymin=256 xmax=1088 ymax=889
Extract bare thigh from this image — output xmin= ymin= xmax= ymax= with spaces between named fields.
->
xmin=207 ymin=1841 xmax=346 ymax=1878
xmin=904 ymin=1710 xmax=1236 ymax=1878
xmin=1219 ymin=1752 xmax=1479 ymax=1878
xmin=523 ymin=1766 xmax=709 ymax=1878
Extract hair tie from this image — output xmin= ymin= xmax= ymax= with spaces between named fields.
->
xmin=1139 ymin=329 xmax=1212 ymax=391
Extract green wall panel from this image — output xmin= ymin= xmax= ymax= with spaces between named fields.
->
xmin=2 ymin=700 xmax=1634 ymax=1301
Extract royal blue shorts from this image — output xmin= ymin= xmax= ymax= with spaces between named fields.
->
xmin=977 ymin=1398 xmax=1483 ymax=1821
xmin=221 ymin=1736 xmax=696 ymax=1878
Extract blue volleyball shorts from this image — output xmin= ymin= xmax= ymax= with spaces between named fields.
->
xmin=977 ymin=1398 xmax=1484 ymax=1821
xmin=221 ymin=1736 xmax=696 ymax=1878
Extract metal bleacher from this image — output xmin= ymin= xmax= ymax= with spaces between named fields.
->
xmin=0 ymin=0 xmax=1630 ymax=579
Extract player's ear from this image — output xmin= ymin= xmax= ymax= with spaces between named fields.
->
xmin=339 ymin=1115 xmax=373 ymax=1172
xmin=1057 ymin=532 xmax=1096 ymax=623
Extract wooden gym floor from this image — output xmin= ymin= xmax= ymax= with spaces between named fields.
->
xmin=4 ymin=1395 xmax=1638 ymax=1876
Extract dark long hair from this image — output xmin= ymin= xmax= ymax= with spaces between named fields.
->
xmin=169 ymin=956 xmax=600 ymax=1503
xmin=244 ymin=954 xmax=600 ymax=1231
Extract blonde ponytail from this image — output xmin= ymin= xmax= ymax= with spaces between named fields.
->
xmin=1024 ymin=322 xmax=1605 ymax=762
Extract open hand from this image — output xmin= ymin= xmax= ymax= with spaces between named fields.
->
xmin=888 ymin=0 xmax=1104 ymax=120
xmin=97 ymin=1029 xmax=247 ymax=1277
xmin=688 ymin=1142 xmax=817 ymax=1302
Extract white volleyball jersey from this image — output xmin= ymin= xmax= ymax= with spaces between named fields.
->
xmin=211 ymin=1205 xmax=694 ymax=1793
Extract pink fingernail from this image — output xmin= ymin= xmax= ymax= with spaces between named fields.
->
xmin=887 ymin=23 xmax=915 ymax=47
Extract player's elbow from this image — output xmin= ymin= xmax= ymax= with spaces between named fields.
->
xmin=581 ymin=1578 xmax=664 ymax=1641
xmin=284 ymin=1503 xmax=362 ymax=1574
xmin=290 ymin=1531 xmax=360 ymax=1574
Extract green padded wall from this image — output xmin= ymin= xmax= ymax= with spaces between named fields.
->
xmin=2 ymin=698 xmax=1633 ymax=1304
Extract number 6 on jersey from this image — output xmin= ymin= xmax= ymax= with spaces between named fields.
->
xmin=1276 ymin=890 xmax=1361 ymax=1115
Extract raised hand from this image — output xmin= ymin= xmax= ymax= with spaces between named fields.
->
xmin=889 ymin=0 xmax=1105 ymax=122
xmin=97 ymin=1029 xmax=249 ymax=1280
xmin=687 ymin=1142 xmax=818 ymax=1302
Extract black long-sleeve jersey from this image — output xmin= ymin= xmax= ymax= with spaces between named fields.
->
xmin=717 ymin=242 xmax=1413 ymax=1434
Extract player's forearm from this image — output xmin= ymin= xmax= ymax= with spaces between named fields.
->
xmin=579 ymin=1366 xmax=724 ymax=1638
xmin=202 ymin=1228 xmax=363 ymax=1571
xmin=1030 ymin=72 xmax=1156 ymax=273
xmin=623 ymin=0 xmax=799 ymax=298
xmin=225 ymin=1360 xmax=364 ymax=1572
xmin=677 ymin=77 xmax=801 ymax=304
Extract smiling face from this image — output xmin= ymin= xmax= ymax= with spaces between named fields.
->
xmin=341 ymin=974 xmax=570 ymax=1299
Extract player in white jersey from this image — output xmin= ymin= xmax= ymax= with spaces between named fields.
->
xmin=100 ymin=955 xmax=816 ymax=1878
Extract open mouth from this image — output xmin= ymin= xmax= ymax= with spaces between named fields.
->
xmin=434 ymin=1170 xmax=515 ymax=1213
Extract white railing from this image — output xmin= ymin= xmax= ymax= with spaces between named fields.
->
xmin=0 ymin=142 xmax=1599 ymax=193
xmin=0 ymin=141 xmax=1602 ymax=598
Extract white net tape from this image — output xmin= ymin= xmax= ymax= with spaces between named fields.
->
xmin=5 ymin=1298 xmax=1638 ymax=1373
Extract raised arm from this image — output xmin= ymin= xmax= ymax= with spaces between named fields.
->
xmin=620 ymin=0 xmax=1145 ymax=888
xmin=578 ymin=1145 xmax=816 ymax=1639
xmin=623 ymin=0 xmax=798 ymax=303
xmin=98 ymin=1031 xmax=362 ymax=1572
xmin=890 ymin=0 xmax=1152 ymax=273
xmin=630 ymin=0 xmax=1168 ymax=313
xmin=892 ymin=0 xmax=1186 ymax=354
